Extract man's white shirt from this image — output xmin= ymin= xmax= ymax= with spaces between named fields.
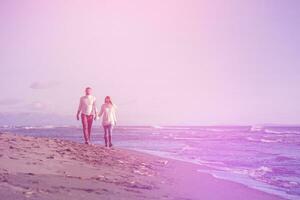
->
xmin=78 ymin=95 xmax=97 ymax=115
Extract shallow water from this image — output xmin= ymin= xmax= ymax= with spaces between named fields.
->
xmin=2 ymin=125 xmax=300 ymax=200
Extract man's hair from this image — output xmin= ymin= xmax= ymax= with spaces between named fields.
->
xmin=85 ymin=87 xmax=92 ymax=90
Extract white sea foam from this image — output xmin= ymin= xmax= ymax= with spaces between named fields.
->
xmin=151 ymin=132 xmax=160 ymax=135
xmin=250 ymin=125 xmax=264 ymax=132
xmin=40 ymin=125 xmax=56 ymax=129
xmin=260 ymin=138 xmax=282 ymax=143
xmin=197 ymin=169 xmax=299 ymax=200
xmin=204 ymin=128 xmax=245 ymax=132
xmin=265 ymin=129 xmax=300 ymax=134
xmin=245 ymin=136 xmax=282 ymax=143
xmin=20 ymin=125 xmax=57 ymax=130
xmin=205 ymin=128 xmax=227 ymax=132
xmin=152 ymin=125 xmax=163 ymax=129
xmin=23 ymin=126 xmax=35 ymax=130
xmin=174 ymin=137 xmax=202 ymax=140
xmin=179 ymin=145 xmax=195 ymax=153
xmin=246 ymin=136 xmax=259 ymax=142
xmin=249 ymin=166 xmax=273 ymax=177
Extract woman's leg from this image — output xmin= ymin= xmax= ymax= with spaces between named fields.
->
xmin=103 ymin=126 xmax=108 ymax=147
xmin=108 ymin=124 xmax=113 ymax=147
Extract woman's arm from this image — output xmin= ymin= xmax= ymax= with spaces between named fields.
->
xmin=98 ymin=105 xmax=104 ymax=118
xmin=112 ymin=106 xmax=117 ymax=125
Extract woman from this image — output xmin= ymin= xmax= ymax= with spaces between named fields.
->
xmin=97 ymin=96 xmax=117 ymax=147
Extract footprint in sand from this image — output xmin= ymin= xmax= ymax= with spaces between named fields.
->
xmin=8 ymin=156 xmax=18 ymax=160
xmin=129 ymin=183 xmax=153 ymax=190
xmin=82 ymin=188 xmax=95 ymax=193
xmin=56 ymin=150 xmax=65 ymax=156
xmin=26 ymin=161 xmax=39 ymax=165
xmin=46 ymin=155 xmax=55 ymax=159
xmin=65 ymin=148 xmax=72 ymax=152
xmin=31 ymin=180 xmax=39 ymax=184
xmin=124 ymin=188 xmax=142 ymax=194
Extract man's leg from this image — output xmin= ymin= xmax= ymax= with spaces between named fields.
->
xmin=87 ymin=115 xmax=93 ymax=143
xmin=81 ymin=114 xmax=89 ymax=144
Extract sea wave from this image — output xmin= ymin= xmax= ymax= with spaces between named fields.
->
xmin=204 ymin=128 xmax=238 ymax=132
xmin=20 ymin=125 xmax=56 ymax=130
xmin=250 ymin=125 xmax=264 ymax=132
xmin=246 ymin=136 xmax=259 ymax=142
xmin=260 ymin=138 xmax=282 ymax=143
xmin=245 ymin=137 xmax=282 ymax=143
xmin=178 ymin=145 xmax=195 ymax=153
xmin=264 ymin=129 xmax=300 ymax=134
xmin=174 ymin=137 xmax=202 ymax=140
xmin=151 ymin=132 xmax=160 ymax=135
xmin=152 ymin=125 xmax=163 ymax=129
xmin=249 ymin=166 xmax=273 ymax=178
xmin=23 ymin=126 xmax=36 ymax=130
xmin=39 ymin=125 xmax=56 ymax=129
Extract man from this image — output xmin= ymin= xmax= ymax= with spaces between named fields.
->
xmin=77 ymin=87 xmax=97 ymax=144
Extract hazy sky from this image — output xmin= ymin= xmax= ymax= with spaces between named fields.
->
xmin=0 ymin=0 xmax=300 ymax=125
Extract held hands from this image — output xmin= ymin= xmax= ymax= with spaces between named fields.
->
xmin=94 ymin=115 xmax=99 ymax=121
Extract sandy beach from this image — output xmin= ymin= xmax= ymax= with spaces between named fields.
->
xmin=0 ymin=132 xmax=284 ymax=200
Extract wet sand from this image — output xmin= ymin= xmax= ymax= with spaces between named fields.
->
xmin=0 ymin=132 xmax=284 ymax=200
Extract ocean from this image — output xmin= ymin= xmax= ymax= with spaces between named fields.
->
xmin=1 ymin=125 xmax=299 ymax=200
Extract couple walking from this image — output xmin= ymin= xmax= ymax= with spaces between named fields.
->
xmin=76 ymin=87 xmax=117 ymax=147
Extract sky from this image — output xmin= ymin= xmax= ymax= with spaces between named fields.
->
xmin=0 ymin=0 xmax=300 ymax=125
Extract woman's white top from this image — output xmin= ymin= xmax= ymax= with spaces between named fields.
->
xmin=98 ymin=103 xmax=117 ymax=126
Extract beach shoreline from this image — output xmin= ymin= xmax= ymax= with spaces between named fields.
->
xmin=0 ymin=132 xmax=284 ymax=200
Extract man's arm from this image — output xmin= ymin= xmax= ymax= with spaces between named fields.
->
xmin=93 ymin=97 xmax=98 ymax=120
xmin=98 ymin=105 xmax=104 ymax=118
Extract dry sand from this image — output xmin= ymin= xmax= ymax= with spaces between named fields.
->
xmin=0 ymin=132 xmax=284 ymax=200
